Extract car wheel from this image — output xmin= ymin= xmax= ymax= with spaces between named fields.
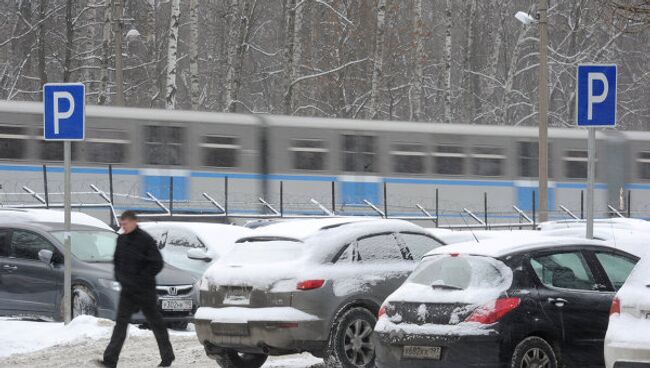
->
xmin=325 ymin=307 xmax=376 ymax=368
xmin=169 ymin=321 xmax=189 ymax=330
xmin=71 ymin=285 xmax=98 ymax=318
xmin=213 ymin=350 xmax=267 ymax=368
xmin=511 ymin=336 xmax=559 ymax=368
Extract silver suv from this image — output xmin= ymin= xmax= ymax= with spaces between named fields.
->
xmin=194 ymin=218 xmax=444 ymax=368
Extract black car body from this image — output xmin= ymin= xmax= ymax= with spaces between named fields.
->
xmin=0 ymin=219 xmax=199 ymax=326
xmin=373 ymin=236 xmax=639 ymax=368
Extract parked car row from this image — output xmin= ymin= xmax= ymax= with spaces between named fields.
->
xmin=1 ymin=209 xmax=648 ymax=368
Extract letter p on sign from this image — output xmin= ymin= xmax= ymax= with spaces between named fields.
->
xmin=43 ymin=83 xmax=85 ymax=141
xmin=577 ymin=64 xmax=617 ymax=127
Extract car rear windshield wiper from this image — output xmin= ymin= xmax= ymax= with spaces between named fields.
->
xmin=430 ymin=283 xmax=463 ymax=291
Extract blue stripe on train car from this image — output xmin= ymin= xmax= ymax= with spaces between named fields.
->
xmin=341 ymin=181 xmax=380 ymax=205
xmin=143 ymin=176 xmax=188 ymax=201
xmin=516 ymin=186 xmax=556 ymax=212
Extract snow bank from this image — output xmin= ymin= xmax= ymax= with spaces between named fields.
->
xmin=0 ymin=316 xmax=193 ymax=358
xmin=194 ymin=307 xmax=318 ymax=323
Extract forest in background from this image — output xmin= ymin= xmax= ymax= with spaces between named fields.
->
xmin=0 ymin=0 xmax=648 ymax=129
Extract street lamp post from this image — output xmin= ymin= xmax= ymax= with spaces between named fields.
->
xmin=516 ymin=0 xmax=550 ymax=223
xmin=538 ymin=0 xmax=549 ymax=223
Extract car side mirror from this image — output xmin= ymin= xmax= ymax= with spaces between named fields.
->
xmin=187 ymin=248 xmax=212 ymax=262
xmin=38 ymin=249 xmax=54 ymax=265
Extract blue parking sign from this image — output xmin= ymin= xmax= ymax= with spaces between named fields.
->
xmin=576 ymin=64 xmax=616 ymax=127
xmin=43 ymin=83 xmax=85 ymax=140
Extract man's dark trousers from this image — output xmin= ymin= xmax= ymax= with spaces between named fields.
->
xmin=103 ymin=288 xmax=174 ymax=366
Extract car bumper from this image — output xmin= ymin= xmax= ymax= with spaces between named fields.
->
xmin=373 ymin=331 xmax=505 ymax=368
xmin=97 ymin=295 xmax=198 ymax=324
xmin=195 ymin=309 xmax=326 ymax=355
xmin=606 ymin=344 xmax=650 ymax=368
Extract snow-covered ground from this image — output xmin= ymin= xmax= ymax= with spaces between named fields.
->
xmin=0 ymin=317 xmax=323 ymax=367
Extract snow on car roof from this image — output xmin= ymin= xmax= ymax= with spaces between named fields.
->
xmin=237 ymin=217 xmax=372 ymax=242
xmin=538 ymin=218 xmax=650 ymax=232
xmin=542 ymin=227 xmax=650 ymax=257
xmin=425 ymin=235 xmax=607 ymax=258
xmin=0 ymin=209 xmax=112 ymax=231
xmin=139 ymin=221 xmax=251 ymax=252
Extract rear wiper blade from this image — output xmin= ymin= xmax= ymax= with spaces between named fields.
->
xmin=431 ymin=283 xmax=463 ymax=291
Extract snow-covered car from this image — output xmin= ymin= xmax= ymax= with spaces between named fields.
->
xmin=139 ymin=222 xmax=251 ymax=278
xmin=373 ymin=236 xmax=639 ymax=368
xmin=426 ymin=228 xmax=541 ymax=245
xmin=538 ymin=218 xmax=650 ymax=232
xmin=0 ymin=209 xmax=198 ymax=329
xmin=542 ymin=225 xmax=650 ymax=257
xmin=605 ymin=254 xmax=650 ymax=368
xmin=194 ymin=218 xmax=445 ymax=368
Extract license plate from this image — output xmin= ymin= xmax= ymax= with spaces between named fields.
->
xmin=402 ymin=346 xmax=442 ymax=360
xmin=161 ymin=299 xmax=192 ymax=311
xmin=224 ymin=287 xmax=252 ymax=305
xmin=211 ymin=322 xmax=249 ymax=336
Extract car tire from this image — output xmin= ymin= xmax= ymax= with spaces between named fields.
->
xmin=213 ymin=350 xmax=267 ymax=368
xmin=510 ymin=336 xmax=559 ymax=368
xmin=59 ymin=285 xmax=97 ymax=320
xmin=169 ymin=321 xmax=189 ymax=331
xmin=325 ymin=307 xmax=377 ymax=368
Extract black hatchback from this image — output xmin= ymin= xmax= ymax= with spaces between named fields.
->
xmin=373 ymin=236 xmax=639 ymax=368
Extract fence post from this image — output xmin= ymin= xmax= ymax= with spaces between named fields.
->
xmin=435 ymin=188 xmax=439 ymax=228
xmin=627 ymin=190 xmax=631 ymax=218
xmin=108 ymin=164 xmax=115 ymax=228
xmin=331 ymin=181 xmax=336 ymax=215
xmin=383 ymin=182 xmax=388 ymax=219
xmin=532 ymin=191 xmax=537 ymax=227
xmin=484 ymin=192 xmax=488 ymax=230
xmin=169 ymin=176 xmax=174 ymax=216
xmin=280 ymin=181 xmax=284 ymax=217
xmin=224 ymin=176 xmax=229 ymax=217
xmin=581 ymin=190 xmax=584 ymax=219
xmin=42 ymin=164 xmax=49 ymax=209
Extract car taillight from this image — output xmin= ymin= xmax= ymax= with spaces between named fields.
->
xmin=296 ymin=280 xmax=325 ymax=290
xmin=378 ymin=305 xmax=386 ymax=319
xmin=465 ymin=297 xmax=521 ymax=324
xmin=610 ymin=296 xmax=621 ymax=316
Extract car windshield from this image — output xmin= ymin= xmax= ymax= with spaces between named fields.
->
xmin=51 ymin=230 xmax=117 ymax=262
xmin=409 ymin=255 xmax=508 ymax=290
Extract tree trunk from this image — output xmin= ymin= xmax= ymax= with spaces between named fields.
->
xmin=165 ymin=0 xmax=180 ymax=110
xmin=412 ymin=0 xmax=424 ymax=121
xmin=282 ymin=0 xmax=297 ymax=115
xmin=63 ymin=0 xmax=74 ymax=83
xmin=224 ymin=0 xmax=241 ymax=112
xmin=98 ymin=0 xmax=112 ymax=105
xmin=463 ymin=0 xmax=479 ymax=123
xmin=368 ymin=0 xmax=387 ymax=120
xmin=189 ymin=0 xmax=200 ymax=110
xmin=443 ymin=0 xmax=452 ymax=124
xmin=38 ymin=0 xmax=48 ymax=100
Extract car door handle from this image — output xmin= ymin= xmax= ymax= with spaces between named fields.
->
xmin=547 ymin=297 xmax=568 ymax=307
xmin=2 ymin=265 xmax=18 ymax=272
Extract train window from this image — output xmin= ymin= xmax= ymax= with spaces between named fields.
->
xmin=83 ymin=129 xmax=129 ymax=164
xmin=564 ymin=150 xmax=588 ymax=179
xmin=342 ymin=135 xmax=376 ymax=172
xmin=0 ymin=125 xmax=29 ymax=159
xmin=290 ymin=139 xmax=327 ymax=170
xmin=202 ymin=136 xmax=239 ymax=167
xmin=144 ymin=126 xmax=185 ymax=166
xmin=391 ymin=143 xmax=425 ymax=174
xmin=637 ymin=152 xmax=650 ymax=179
xmin=518 ymin=142 xmax=538 ymax=177
xmin=36 ymin=129 xmax=80 ymax=161
xmin=433 ymin=145 xmax=465 ymax=175
xmin=472 ymin=147 xmax=505 ymax=176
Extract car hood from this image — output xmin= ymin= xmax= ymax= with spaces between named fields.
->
xmin=78 ymin=261 xmax=196 ymax=285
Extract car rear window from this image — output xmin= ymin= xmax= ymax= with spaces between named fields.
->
xmin=409 ymin=255 xmax=510 ymax=290
xmin=223 ymin=239 xmax=304 ymax=264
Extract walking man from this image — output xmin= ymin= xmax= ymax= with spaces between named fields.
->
xmin=98 ymin=211 xmax=175 ymax=367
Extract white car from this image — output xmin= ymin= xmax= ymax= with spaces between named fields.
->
xmin=542 ymin=226 xmax=650 ymax=257
xmin=140 ymin=222 xmax=251 ymax=278
xmin=605 ymin=254 xmax=650 ymax=368
xmin=538 ymin=218 xmax=650 ymax=232
xmin=426 ymin=228 xmax=541 ymax=245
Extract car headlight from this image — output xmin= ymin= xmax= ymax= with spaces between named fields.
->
xmin=98 ymin=278 xmax=122 ymax=292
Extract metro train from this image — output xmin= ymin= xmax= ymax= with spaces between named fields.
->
xmin=0 ymin=100 xmax=647 ymax=223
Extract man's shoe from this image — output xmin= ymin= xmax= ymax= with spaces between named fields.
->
xmin=158 ymin=360 xmax=173 ymax=367
xmin=95 ymin=359 xmax=116 ymax=368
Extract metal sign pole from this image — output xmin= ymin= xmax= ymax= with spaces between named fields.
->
xmin=586 ymin=128 xmax=595 ymax=239
xmin=63 ymin=140 xmax=72 ymax=324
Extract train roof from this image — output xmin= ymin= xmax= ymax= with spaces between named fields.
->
xmin=0 ymin=100 xmax=645 ymax=140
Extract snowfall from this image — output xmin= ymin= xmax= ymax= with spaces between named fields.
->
xmin=0 ymin=316 xmax=323 ymax=367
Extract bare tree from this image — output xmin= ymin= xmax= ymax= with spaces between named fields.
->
xmin=443 ymin=0 xmax=452 ymax=124
xmin=412 ymin=0 xmax=424 ymax=121
xmin=189 ymin=0 xmax=200 ymax=110
xmin=368 ymin=0 xmax=387 ymax=120
xmin=165 ymin=0 xmax=180 ymax=110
